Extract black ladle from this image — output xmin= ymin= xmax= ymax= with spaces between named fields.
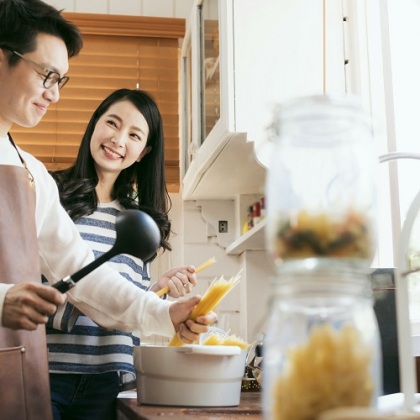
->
xmin=53 ymin=210 xmax=161 ymax=293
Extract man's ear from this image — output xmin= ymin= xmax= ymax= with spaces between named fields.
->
xmin=137 ymin=146 xmax=152 ymax=162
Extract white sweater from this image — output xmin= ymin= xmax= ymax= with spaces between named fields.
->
xmin=0 ymin=135 xmax=174 ymax=337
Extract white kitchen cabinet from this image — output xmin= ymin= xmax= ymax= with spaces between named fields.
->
xmin=181 ymin=0 xmax=346 ymax=244
xmin=180 ymin=0 xmax=346 ymax=341
xmin=181 ymin=0 xmax=348 ymax=194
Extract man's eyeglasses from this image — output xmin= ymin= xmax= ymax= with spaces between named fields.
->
xmin=0 ymin=45 xmax=69 ymax=90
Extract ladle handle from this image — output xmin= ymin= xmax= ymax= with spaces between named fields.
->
xmin=52 ymin=249 xmax=116 ymax=293
xmin=53 ymin=276 xmax=77 ymax=293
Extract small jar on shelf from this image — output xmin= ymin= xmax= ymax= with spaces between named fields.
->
xmin=260 ymin=197 xmax=266 ymax=220
xmin=243 ymin=198 xmax=265 ymax=235
xmin=247 ymin=205 xmax=254 ymax=231
xmin=253 ymin=201 xmax=261 ymax=226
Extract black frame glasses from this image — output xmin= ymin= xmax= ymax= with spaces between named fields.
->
xmin=0 ymin=45 xmax=69 ymax=90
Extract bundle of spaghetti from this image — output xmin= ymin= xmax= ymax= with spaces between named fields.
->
xmin=272 ymin=323 xmax=373 ymax=420
xmin=202 ymin=333 xmax=249 ymax=349
xmin=223 ymin=334 xmax=249 ymax=349
xmin=168 ymin=272 xmax=241 ymax=347
xmin=201 ymin=334 xmax=224 ymax=346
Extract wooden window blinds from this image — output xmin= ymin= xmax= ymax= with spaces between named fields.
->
xmin=10 ymin=13 xmax=185 ymax=193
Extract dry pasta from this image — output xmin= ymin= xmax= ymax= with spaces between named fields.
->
xmin=272 ymin=323 xmax=373 ymax=420
xmin=168 ymin=272 xmax=241 ymax=347
xmin=223 ymin=334 xmax=249 ymax=349
xmin=201 ymin=334 xmax=224 ymax=346
xmin=202 ymin=333 xmax=249 ymax=349
xmin=273 ymin=209 xmax=373 ymax=261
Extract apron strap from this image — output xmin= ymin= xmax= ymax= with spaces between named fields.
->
xmin=7 ymin=133 xmax=35 ymax=188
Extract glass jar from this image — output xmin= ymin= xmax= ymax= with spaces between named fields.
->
xmin=262 ymin=270 xmax=382 ymax=420
xmin=266 ymin=95 xmax=378 ymax=271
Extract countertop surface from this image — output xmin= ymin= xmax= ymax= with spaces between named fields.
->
xmin=116 ymin=392 xmax=262 ymax=419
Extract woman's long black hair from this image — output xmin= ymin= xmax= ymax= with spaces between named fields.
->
xmin=51 ymin=88 xmax=172 ymax=257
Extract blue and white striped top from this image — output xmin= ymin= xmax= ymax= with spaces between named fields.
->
xmin=44 ymin=200 xmax=150 ymax=389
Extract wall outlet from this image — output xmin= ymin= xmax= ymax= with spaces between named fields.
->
xmin=219 ymin=220 xmax=228 ymax=233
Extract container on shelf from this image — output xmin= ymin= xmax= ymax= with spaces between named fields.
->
xmin=253 ymin=201 xmax=262 ymax=226
xmin=265 ymin=94 xmax=378 ymax=271
xmin=247 ymin=205 xmax=254 ymax=231
xmin=260 ymin=197 xmax=266 ymax=220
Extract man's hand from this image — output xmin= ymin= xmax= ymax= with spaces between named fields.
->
xmin=169 ymin=295 xmax=217 ymax=344
xmin=150 ymin=265 xmax=197 ymax=298
xmin=2 ymin=282 xmax=66 ymax=330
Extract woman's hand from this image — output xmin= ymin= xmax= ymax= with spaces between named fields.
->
xmin=150 ymin=266 xmax=197 ymax=298
xmin=169 ymin=295 xmax=217 ymax=344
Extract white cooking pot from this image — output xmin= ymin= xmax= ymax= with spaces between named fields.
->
xmin=133 ymin=344 xmax=247 ymax=407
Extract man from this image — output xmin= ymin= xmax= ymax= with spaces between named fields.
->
xmin=0 ymin=1 xmax=215 ymax=419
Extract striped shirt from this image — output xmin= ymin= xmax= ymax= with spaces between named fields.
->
xmin=44 ymin=200 xmax=150 ymax=388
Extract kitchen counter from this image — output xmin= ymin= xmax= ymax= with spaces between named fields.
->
xmin=116 ymin=392 xmax=262 ymax=419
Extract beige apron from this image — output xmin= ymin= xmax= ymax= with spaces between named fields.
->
xmin=0 ymin=135 xmax=53 ymax=420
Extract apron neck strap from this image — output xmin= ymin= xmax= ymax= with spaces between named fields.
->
xmin=8 ymin=133 xmax=35 ymax=187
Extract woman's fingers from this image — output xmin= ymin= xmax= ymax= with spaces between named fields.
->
xmin=168 ymin=270 xmax=196 ymax=297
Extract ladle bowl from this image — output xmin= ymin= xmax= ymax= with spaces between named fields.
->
xmin=53 ymin=209 xmax=161 ymax=293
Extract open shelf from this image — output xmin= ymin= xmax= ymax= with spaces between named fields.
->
xmin=225 ymin=218 xmax=267 ymax=255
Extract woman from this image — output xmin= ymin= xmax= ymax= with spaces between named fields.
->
xmin=46 ymin=89 xmax=198 ymax=420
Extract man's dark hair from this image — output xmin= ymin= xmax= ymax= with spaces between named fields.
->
xmin=0 ymin=0 xmax=82 ymax=65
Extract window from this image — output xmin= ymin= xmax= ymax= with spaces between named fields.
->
xmin=10 ymin=13 xmax=184 ymax=192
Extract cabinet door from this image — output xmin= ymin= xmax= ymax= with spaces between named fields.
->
xmin=181 ymin=3 xmax=203 ymax=177
xmin=201 ymin=0 xmax=221 ymax=142
xmin=199 ymin=0 xmax=235 ymax=144
xmin=234 ymin=0 xmax=325 ymax=168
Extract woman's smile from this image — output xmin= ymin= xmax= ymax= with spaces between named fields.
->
xmin=102 ymin=145 xmax=123 ymax=159
xmin=90 ymin=100 xmax=150 ymax=178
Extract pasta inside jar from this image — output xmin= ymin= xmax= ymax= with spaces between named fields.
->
xmin=271 ymin=323 xmax=374 ymax=420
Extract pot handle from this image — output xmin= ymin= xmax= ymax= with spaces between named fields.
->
xmin=176 ymin=345 xmax=242 ymax=356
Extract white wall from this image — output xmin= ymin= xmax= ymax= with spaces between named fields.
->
xmin=387 ymin=0 xmax=420 ymax=228
xmin=364 ymin=0 xmax=420 ymax=269
xmin=43 ymin=0 xmax=195 ymax=19
xmin=383 ymin=0 xmax=420 ymax=319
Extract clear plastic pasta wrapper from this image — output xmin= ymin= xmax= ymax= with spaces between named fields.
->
xmin=271 ymin=208 xmax=374 ymax=264
xmin=271 ymin=323 xmax=374 ymax=420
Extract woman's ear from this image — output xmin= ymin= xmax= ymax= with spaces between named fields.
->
xmin=137 ymin=146 xmax=152 ymax=162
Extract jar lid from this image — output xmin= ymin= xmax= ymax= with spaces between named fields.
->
xmin=269 ymin=94 xmax=372 ymax=144
xmin=278 ymin=94 xmax=370 ymax=123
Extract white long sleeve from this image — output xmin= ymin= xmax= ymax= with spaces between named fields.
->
xmin=0 ymin=137 xmax=175 ymax=337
